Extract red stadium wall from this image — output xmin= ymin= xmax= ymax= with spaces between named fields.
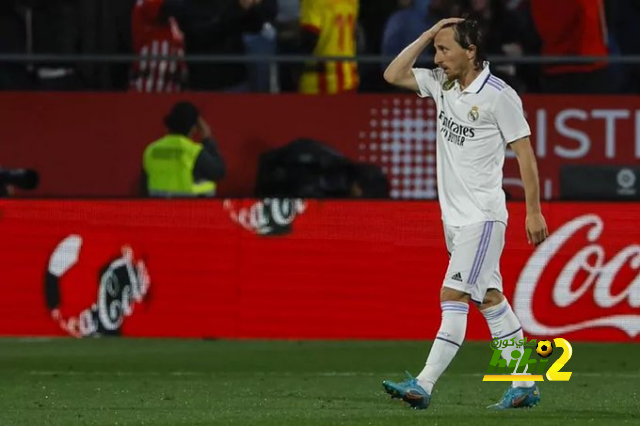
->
xmin=1 ymin=93 xmax=640 ymax=199
xmin=0 ymin=200 xmax=638 ymax=342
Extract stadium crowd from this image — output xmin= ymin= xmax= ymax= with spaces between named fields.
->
xmin=0 ymin=0 xmax=637 ymax=93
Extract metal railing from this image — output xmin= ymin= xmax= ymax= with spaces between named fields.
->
xmin=1 ymin=53 xmax=635 ymax=94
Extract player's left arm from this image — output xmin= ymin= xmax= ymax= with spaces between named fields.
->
xmin=509 ymin=137 xmax=549 ymax=246
xmin=494 ymin=87 xmax=549 ymax=246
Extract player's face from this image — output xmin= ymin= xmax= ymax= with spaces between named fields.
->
xmin=434 ymin=28 xmax=473 ymax=80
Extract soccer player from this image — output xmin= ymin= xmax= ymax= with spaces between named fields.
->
xmin=381 ymin=18 xmax=549 ymax=410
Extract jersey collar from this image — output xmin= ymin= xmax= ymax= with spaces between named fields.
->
xmin=460 ymin=61 xmax=491 ymax=94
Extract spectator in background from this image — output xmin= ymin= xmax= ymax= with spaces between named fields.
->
xmin=381 ymin=0 xmax=430 ymax=74
xmin=608 ymin=0 xmax=640 ymax=93
xmin=464 ymin=0 xmax=529 ymax=92
xmin=174 ymin=0 xmax=277 ymax=92
xmin=242 ymin=17 xmax=277 ymax=93
xmin=531 ymin=0 xmax=609 ymax=94
xmin=414 ymin=0 xmax=430 ymax=20
xmin=298 ymin=0 xmax=359 ymax=95
xmin=142 ymin=102 xmax=226 ymax=197
xmin=131 ymin=0 xmax=187 ymax=93
xmin=502 ymin=0 xmax=542 ymax=93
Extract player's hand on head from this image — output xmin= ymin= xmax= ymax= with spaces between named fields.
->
xmin=525 ymin=213 xmax=549 ymax=246
xmin=427 ymin=17 xmax=465 ymax=37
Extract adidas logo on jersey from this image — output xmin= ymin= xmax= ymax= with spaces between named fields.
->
xmin=452 ymin=273 xmax=463 ymax=282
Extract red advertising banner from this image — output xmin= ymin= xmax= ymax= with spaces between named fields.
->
xmin=1 ymin=93 xmax=640 ymax=199
xmin=0 ymin=200 xmax=638 ymax=342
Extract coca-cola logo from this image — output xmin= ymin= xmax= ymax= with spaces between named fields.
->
xmin=223 ymin=198 xmax=307 ymax=236
xmin=44 ymin=234 xmax=151 ymax=338
xmin=514 ymin=214 xmax=640 ymax=338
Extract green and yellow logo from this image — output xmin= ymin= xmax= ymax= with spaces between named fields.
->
xmin=483 ymin=337 xmax=573 ymax=382
xmin=442 ymin=79 xmax=455 ymax=91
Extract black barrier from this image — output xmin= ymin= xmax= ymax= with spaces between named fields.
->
xmin=560 ymin=165 xmax=640 ymax=201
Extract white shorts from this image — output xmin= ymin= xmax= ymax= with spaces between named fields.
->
xmin=442 ymin=221 xmax=505 ymax=304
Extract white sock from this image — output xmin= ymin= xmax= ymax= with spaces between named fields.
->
xmin=481 ymin=298 xmax=534 ymax=388
xmin=416 ymin=301 xmax=468 ymax=393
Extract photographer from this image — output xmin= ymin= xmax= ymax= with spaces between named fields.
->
xmin=0 ymin=168 xmax=39 ymax=197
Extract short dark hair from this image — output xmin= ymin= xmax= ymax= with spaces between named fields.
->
xmin=164 ymin=101 xmax=200 ymax=135
xmin=443 ymin=19 xmax=486 ymax=70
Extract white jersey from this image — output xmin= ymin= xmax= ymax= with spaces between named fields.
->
xmin=412 ymin=62 xmax=530 ymax=227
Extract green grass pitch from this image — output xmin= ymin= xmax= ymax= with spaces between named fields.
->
xmin=0 ymin=338 xmax=638 ymax=425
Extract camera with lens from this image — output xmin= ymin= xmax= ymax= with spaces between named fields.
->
xmin=0 ymin=167 xmax=40 ymax=195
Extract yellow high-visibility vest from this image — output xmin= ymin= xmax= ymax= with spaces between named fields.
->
xmin=143 ymin=134 xmax=216 ymax=197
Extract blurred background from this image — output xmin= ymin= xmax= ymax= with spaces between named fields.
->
xmin=0 ymin=0 xmax=631 ymax=94
xmin=0 ymin=0 xmax=638 ymax=201
xmin=0 ymin=2 xmax=639 ymax=424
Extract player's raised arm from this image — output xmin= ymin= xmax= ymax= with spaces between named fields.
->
xmin=383 ymin=18 xmax=464 ymax=91
xmin=509 ymin=137 xmax=549 ymax=246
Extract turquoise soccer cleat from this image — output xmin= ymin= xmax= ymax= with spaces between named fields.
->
xmin=487 ymin=384 xmax=541 ymax=409
xmin=382 ymin=372 xmax=431 ymax=410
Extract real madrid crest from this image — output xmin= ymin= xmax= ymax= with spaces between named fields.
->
xmin=442 ymin=79 xmax=455 ymax=91
xmin=468 ymin=106 xmax=479 ymax=122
